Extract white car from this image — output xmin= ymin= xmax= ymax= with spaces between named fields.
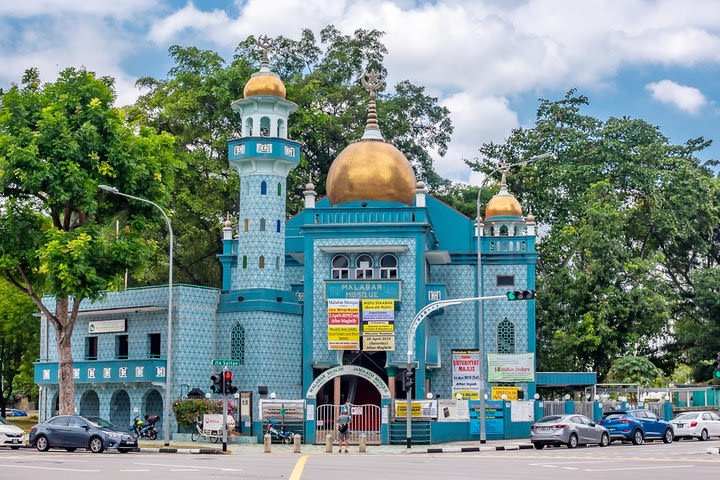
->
xmin=670 ymin=411 xmax=720 ymax=441
xmin=0 ymin=416 xmax=25 ymax=449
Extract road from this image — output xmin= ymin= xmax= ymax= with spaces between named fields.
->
xmin=1 ymin=439 xmax=719 ymax=479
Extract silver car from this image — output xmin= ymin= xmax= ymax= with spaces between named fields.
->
xmin=530 ymin=414 xmax=610 ymax=449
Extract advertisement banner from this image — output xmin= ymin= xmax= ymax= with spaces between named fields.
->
xmin=491 ymin=386 xmax=521 ymax=400
xmin=487 ymin=353 xmax=535 ymax=382
xmin=362 ymin=334 xmax=395 ymax=351
xmin=394 ymin=400 xmax=437 ymax=418
xmin=361 ymin=299 xmax=395 ymax=351
xmin=361 ymin=299 xmax=395 ymax=321
xmin=510 ymin=400 xmax=535 ymax=422
xmin=328 ymin=298 xmax=359 ymax=350
xmin=437 ymin=399 xmax=470 ymax=421
xmin=452 ymin=349 xmax=481 ymax=400
xmin=362 ymin=323 xmax=394 ymax=333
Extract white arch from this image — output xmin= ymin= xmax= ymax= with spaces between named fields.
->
xmin=305 ymin=365 xmax=391 ymax=399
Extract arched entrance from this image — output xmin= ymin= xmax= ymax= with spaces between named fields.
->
xmin=306 ymin=364 xmax=391 ymax=445
xmin=79 ymin=390 xmax=100 ymax=418
xmin=109 ymin=389 xmax=131 ymax=428
xmin=143 ymin=389 xmax=164 ymax=435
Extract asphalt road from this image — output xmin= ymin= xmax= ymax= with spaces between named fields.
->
xmin=1 ymin=439 xmax=719 ymax=479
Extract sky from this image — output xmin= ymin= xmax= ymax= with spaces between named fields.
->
xmin=1 ymin=0 xmax=718 ymax=184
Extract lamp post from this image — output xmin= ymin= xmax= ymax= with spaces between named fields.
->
xmin=99 ymin=184 xmax=174 ymax=446
xmin=475 ymin=152 xmax=552 ymax=444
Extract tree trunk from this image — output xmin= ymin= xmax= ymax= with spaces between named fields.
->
xmin=55 ymin=297 xmax=76 ymax=415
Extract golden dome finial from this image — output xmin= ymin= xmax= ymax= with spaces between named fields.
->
xmin=360 ymin=70 xmax=384 ymax=140
xmin=258 ymin=34 xmax=272 ymax=69
xmin=243 ymin=34 xmax=287 ymax=98
xmin=485 ymin=162 xmax=523 ymax=218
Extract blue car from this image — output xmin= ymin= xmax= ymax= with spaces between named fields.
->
xmin=7 ymin=409 xmax=27 ymax=417
xmin=598 ymin=409 xmax=674 ymax=445
xmin=29 ymin=415 xmax=137 ymax=453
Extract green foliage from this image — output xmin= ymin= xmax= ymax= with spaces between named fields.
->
xmin=172 ymin=398 xmax=222 ymax=427
xmin=607 ymin=356 xmax=665 ymax=387
xmin=128 ymin=26 xmax=452 ymax=286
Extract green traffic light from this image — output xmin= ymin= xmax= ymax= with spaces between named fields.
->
xmin=714 ymin=369 xmax=720 ymax=379
xmin=506 ymin=291 xmax=516 ymax=300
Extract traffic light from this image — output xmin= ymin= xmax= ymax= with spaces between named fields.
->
xmin=210 ymin=373 xmax=222 ymax=394
xmin=402 ymin=368 xmax=415 ymax=392
xmin=714 ymin=352 xmax=720 ymax=380
xmin=223 ymin=371 xmax=238 ymax=395
xmin=506 ymin=290 xmax=536 ymax=301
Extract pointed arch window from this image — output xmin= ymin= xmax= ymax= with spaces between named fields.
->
xmin=277 ymin=182 xmax=282 ymax=196
xmin=259 ymin=255 xmax=265 ymax=268
xmin=331 ymin=255 xmax=349 ymax=279
xmin=245 ymin=118 xmax=253 ymax=137
xmin=276 ymin=219 xmax=281 ymax=233
xmin=260 ymin=116 xmax=271 ymax=137
xmin=242 ymin=255 xmax=248 ymax=269
xmin=275 ymin=256 xmax=281 ymax=270
xmin=497 ymin=318 xmax=515 ymax=354
xmin=260 ymin=181 xmax=267 ymax=195
xmin=259 ymin=218 xmax=266 ymax=231
xmin=230 ymin=323 xmax=245 ymax=364
xmin=499 ymin=225 xmax=509 ymax=236
xmin=243 ymin=219 xmax=249 ymax=232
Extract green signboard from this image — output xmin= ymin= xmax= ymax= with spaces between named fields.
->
xmin=212 ymin=359 xmax=240 ymax=367
xmin=324 ymin=280 xmax=402 ymax=301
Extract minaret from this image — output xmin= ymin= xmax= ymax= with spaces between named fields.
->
xmin=228 ymin=35 xmax=300 ymax=290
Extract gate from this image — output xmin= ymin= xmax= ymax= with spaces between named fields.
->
xmin=543 ymin=401 xmax=565 ymax=416
xmin=315 ymin=404 xmax=381 ymax=444
xmin=574 ymin=401 xmax=594 ymax=418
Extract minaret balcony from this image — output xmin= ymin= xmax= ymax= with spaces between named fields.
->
xmin=228 ymin=137 xmax=301 ymax=172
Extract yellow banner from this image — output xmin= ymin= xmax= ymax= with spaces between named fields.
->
xmin=362 ymin=334 xmax=395 ymax=351
xmin=328 ymin=326 xmax=359 ymax=341
xmin=362 ymin=299 xmax=395 ymax=310
xmin=454 ymin=390 xmax=479 ymax=400
xmin=363 ymin=323 xmax=394 ymax=333
xmin=491 ymin=386 xmax=520 ymax=400
xmin=395 ymin=402 xmax=423 ymax=417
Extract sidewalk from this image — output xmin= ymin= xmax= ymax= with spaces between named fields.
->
xmin=137 ymin=438 xmax=533 ymax=455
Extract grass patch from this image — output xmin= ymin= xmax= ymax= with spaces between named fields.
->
xmin=6 ymin=415 xmax=39 ymax=434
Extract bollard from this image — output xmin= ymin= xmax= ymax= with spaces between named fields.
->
xmin=325 ymin=433 xmax=333 ymax=453
xmin=293 ymin=434 xmax=302 ymax=453
xmin=358 ymin=434 xmax=366 ymax=453
xmin=264 ymin=433 xmax=272 ymax=453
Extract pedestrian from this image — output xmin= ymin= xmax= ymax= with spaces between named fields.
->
xmin=336 ymin=405 xmax=351 ymax=453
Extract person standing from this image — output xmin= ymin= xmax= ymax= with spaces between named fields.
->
xmin=336 ymin=405 xmax=351 ymax=453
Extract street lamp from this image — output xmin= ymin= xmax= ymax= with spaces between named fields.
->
xmin=99 ymin=184 xmax=174 ymax=446
xmin=475 ymin=152 xmax=553 ymax=444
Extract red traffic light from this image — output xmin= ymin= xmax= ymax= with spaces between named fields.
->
xmin=224 ymin=371 xmax=232 ymax=380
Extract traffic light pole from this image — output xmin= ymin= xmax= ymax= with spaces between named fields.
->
xmin=405 ymin=295 xmax=506 ymax=448
xmin=222 ymin=366 xmax=228 ymax=453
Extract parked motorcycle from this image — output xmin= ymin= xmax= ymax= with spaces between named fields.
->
xmin=130 ymin=414 xmax=160 ymax=440
xmin=265 ymin=419 xmax=294 ymax=444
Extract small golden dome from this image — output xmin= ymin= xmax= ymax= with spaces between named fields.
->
xmin=326 ymin=140 xmax=417 ymax=205
xmin=243 ymin=72 xmax=286 ymax=98
xmin=485 ymin=192 xmax=523 ymax=217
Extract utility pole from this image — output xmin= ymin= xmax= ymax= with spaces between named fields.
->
xmin=222 ymin=366 xmax=228 ymax=453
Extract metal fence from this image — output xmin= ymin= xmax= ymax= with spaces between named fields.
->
xmin=315 ymin=404 xmax=381 ymax=445
xmin=543 ymin=401 xmax=565 ymax=416
xmin=573 ymin=401 xmax=594 ymax=418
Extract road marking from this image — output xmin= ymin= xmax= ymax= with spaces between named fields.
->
xmin=170 ymin=469 xmax=200 ymax=472
xmin=119 ymin=469 xmax=151 ymax=472
xmin=289 ymin=454 xmax=309 ymax=480
xmin=0 ymin=464 xmax=100 ymax=472
xmin=135 ymin=462 xmax=242 ymax=471
xmin=585 ymin=465 xmax=692 ymax=472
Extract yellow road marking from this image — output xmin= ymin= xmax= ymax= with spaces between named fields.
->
xmin=289 ymin=454 xmax=309 ymax=480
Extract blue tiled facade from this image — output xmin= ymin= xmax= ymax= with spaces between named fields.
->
xmin=35 ymin=60 xmax=540 ymax=443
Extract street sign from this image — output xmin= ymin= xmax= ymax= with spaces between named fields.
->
xmin=212 ymin=359 xmax=240 ymax=367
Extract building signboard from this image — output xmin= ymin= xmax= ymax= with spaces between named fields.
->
xmin=394 ymin=400 xmax=437 ymax=418
xmin=88 ymin=319 xmax=126 ymax=334
xmin=327 ymin=299 xmax=360 ymax=350
xmin=362 ymin=334 xmax=395 ymax=351
xmin=510 ymin=400 xmax=534 ymax=422
xmin=451 ymin=349 xmax=481 ymax=400
xmin=259 ymin=400 xmax=305 ymax=421
xmin=324 ymin=280 xmax=402 ymax=300
xmin=436 ymin=399 xmax=470 ymax=421
xmin=361 ymin=299 xmax=395 ymax=351
xmin=487 ymin=353 xmax=535 ymax=383
xmin=491 ymin=386 xmax=521 ymax=400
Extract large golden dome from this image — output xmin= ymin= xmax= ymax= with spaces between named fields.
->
xmin=326 ymin=140 xmax=417 ymax=205
xmin=244 ymin=72 xmax=286 ymax=98
xmin=485 ymin=181 xmax=523 ymax=217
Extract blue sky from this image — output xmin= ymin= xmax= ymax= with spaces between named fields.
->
xmin=1 ymin=0 xmax=718 ymax=183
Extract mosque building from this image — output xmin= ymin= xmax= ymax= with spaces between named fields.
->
xmin=34 ymin=39 xmax=588 ymax=444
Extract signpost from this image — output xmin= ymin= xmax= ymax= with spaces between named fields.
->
xmin=213 ymin=359 xmax=241 ymax=367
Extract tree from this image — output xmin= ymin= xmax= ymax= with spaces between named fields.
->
xmin=467 ymin=90 xmax=719 ymax=378
xmin=606 ymin=356 xmax=665 ymax=387
xmin=0 ymin=279 xmax=39 ymax=417
xmin=128 ymin=26 xmax=452 ymax=286
xmin=0 ymin=67 xmax=176 ymax=414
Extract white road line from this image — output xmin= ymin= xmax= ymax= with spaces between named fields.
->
xmin=585 ymin=465 xmax=692 ymax=472
xmin=170 ymin=469 xmax=200 ymax=472
xmin=134 ymin=462 xmax=242 ymax=471
xmin=119 ymin=469 xmax=151 ymax=472
xmin=0 ymin=464 xmax=100 ymax=472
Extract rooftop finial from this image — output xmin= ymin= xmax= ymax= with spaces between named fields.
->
xmin=498 ymin=160 xmax=511 ymax=190
xmin=360 ymin=69 xmax=384 ymax=139
xmin=258 ymin=34 xmax=273 ymax=69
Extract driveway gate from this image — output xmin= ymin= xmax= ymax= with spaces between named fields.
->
xmin=315 ymin=404 xmax=381 ymax=444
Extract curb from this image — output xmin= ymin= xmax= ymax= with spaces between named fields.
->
xmin=706 ymin=447 xmax=719 ymax=455
xmin=138 ymin=447 xmax=228 ymax=454
xmin=423 ymin=443 xmax=533 ymax=454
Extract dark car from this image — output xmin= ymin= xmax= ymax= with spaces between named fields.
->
xmin=598 ymin=409 xmax=674 ymax=445
xmin=29 ymin=415 xmax=137 ymax=453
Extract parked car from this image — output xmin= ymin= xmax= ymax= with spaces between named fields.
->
xmin=530 ymin=414 xmax=610 ymax=449
xmin=671 ymin=411 xmax=720 ymax=441
xmin=29 ymin=415 xmax=137 ymax=453
xmin=598 ymin=409 xmax=674 ymax=445
xmin=0 ymin=416 xmax=25 ymax=449
xmin=6 ymin=409 xmax=28 ymax=417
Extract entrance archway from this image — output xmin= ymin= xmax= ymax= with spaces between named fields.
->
xmin=79 ymin=390 xmax=100 ymax=418
xmin=143 ymin=389 xmax=164 ymax=436
xmin=109 ymin=390 xmax=131 ymax=428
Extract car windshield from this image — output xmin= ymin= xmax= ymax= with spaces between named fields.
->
xmin=674 ymin=413 xmax=698 ymax=421
xmin=537 ymin=416 xmax=562 ymax=423
xmin=0 ymin=417 xmax=10 ymax=426
xmin=603 ymin=413 xmax=627 ymax=420
xmin=86 ymin=417 xmax=116 ymax=429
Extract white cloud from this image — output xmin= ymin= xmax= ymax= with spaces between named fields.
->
xmin=0 ymin=0 xmax=158 ymax=18
xmin=646 ymin=80 xmax=707 ymax=114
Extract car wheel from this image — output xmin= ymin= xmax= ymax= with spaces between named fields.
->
xmin=632 ymin=429 xmax=644 ymax=445
xmin=533 ymin=443 xmax=545 ymax=450
xmin=599 ymin=433 xmax=610 ymax=447
xmin=662 ymin=428 xmax=673 ymax=444
xmin=700 ymin=429 xmax=709 ymax=441
xmin=11 ymin=446 xmax=20 ymax=450
xmin=65 ymin=448 xmax=76 ymax=452
xmin=88 ymin=436 xmax=104 ymax=453
xmin=35 ymin=435 xmax=50 ymax=452
xmin=567 ymin=433 xmax=578 ymax=449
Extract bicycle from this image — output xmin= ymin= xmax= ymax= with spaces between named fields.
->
xmin=190 ymin=417 xmax=220 ymax=443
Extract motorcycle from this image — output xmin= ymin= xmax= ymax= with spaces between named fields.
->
xmin=265 ymin=419 xmax=294 ymax=444
xmin=130 ymin=414 xmax=160 ymax=440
